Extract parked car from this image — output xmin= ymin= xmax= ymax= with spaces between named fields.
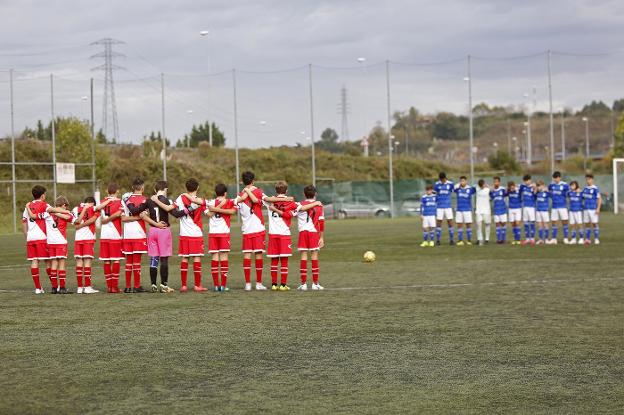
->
xmin=336 ymin=197 xmax=391 ymax=219
xmin=400 ymin=198 xmax=421 ymax=216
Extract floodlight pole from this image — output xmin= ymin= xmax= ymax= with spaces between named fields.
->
xmin=50 ymin=74 xmax=57 ymax=200
xmin=10 ymin=69 xmax=16 ymax=233
xmin=467 ymin=55 xmax=474 ymax=183
xmin=385 ymin=60 xmax=395 ymax=218
xmin=90 ymin=78 xmax=96 ymax=193
xmin=547 ymin=50 xmax=555 ymax=174
xmin=232 ymin=68 xmax=240 ymax=194
xmin=308 ymin=63 xmax=317 ymax=187
xmin=161 ymin=73 xmax=167 ymax=181
xmin=560 ymin=110 xmax=566 ymax=161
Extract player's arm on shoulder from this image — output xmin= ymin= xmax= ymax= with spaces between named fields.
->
xmin=297 ymin=201 xmax=322 ymax=212
xmin=139 ymin=211 xmax=166 ymax=228
xmin=245 ymin=188 xmax=260 ymax=203
xmin=151 ymin=195 xmax=177 ymax=212
xmin=234 ymin=192 xmax=248 ymax=204
xmin=54 ymin=212 xmax=72 ymax=220
xmin=268 ymin=204 xmax=285 ymax=216
xmin=121 ymin=214 xmax=139 ymax=222
xmin=48 ymin=205 xmax=71 ymax=215
xmin=24 ymin=203 xmax=37 ymax=219
xmin=94 ymin=198 xmax=111 ymax=211
xmin=263 ymin=195 xmax=295 ymax=203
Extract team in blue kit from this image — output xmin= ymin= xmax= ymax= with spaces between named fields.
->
xmin=419 ymin=171 xmax=602 ymax=247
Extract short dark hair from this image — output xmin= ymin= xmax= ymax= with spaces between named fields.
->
xmin=585 ymin=173 xmax=594 ymax=179
xmin=215 ymin=183 xmax=227 ymax=197
xmin=425 ymin=184 xmax=433 ymax=191
xmin=493 ymin=176 xmax=501 ymax=182
xmin=478 ymin=179 xmax=485 ymax=187
xmin=84 ymin=196 xmax=96 ymax=204
xmin=570 ymin=180 xmax=579 ymax=189
xmin=154 ymin=180 xmax=168 ymax=192
xmin=107 ymin=183 xmax=118 ymax=195
xmin=55 ymin=196 xmax=69 ymax=207
xmin=459 ymin=175 xmax=467 ymax=180
xmin=552 ymin=171 xmax=561 ymax=179
xmin=507 ymin=180 xmax=516 ymax=188
xmin=438 ymin=172 xmax=447 ymax=180
xmin=186 ymin=178 xmax=199 ymax=192
xmin=132 ymin=177 xmax=144 ymax=191
xmin=31 ymin=185 xmax=46 ymax=200
xmin=242 ymin=171 xmax=255 ymax=186
xmin=303 ymin=185 xmax=317 ymax=199
xmin=522 ymin=174 xmax=531 ymax=181
xmin=275 ymin=181 xmax=288 ymax=195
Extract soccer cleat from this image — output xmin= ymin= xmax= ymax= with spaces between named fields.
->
xmin=221 ymin=287 xmax=230 ymax=292
xmin=584 ymin=239 xmax=591 ymax=246
xmin=132 ymin=286 xmax=147 ymax=293
xmin=420 ymin=241 xmax=429 ymax=247
xmin=123 ymin=287 xmax=132 ymax=293
xmin=428 ymin=241 xmax=435 ymax=247
xmin=83 ymin=286 xmax=99 ymax=294
xmin=160 ymin=284 xmax=175 ymax=293
xmin=193 ymin=286 xmax=208 ymax=292
xmin=279 ymin=284 xmax=290 ymax=291
xmin=34 ymin=288 xmax=45 ymax=294
xmin=76 ymin=287 xmax=84 ymax=294
xmin=578 ymin=238 xmax=585 ymax=245
xmin=213 ymin=286 xmax=221 ymax=292
xmin=58 ymin=287 xmax=69 ymax=294
xmin=255 ymin=283 xmax=268 ymax=291
xmin=180 ymin=285 xmax=188 ymax=293
xmin=568 ymin=238 xmax=577 ymax=245
xmin=271 ymin=284 xmax=278 ymax=291
xmin=456 ymin=241 xmax=464 ymax=246
xmin=549 ymin=239 xmax=558 ymax=245
xmin=151 ymin=284 xmax=159 ymax=293
xmin=297 ymin=283 xmax=308 ymax=291
xmin=51 ymin=287 xmax=58 ymax=294
xmin=244 ymin=283 xmax=252 ymax=291
xmin=466 ymin=241 xmax=472 ymax=246
xmin=594 ymin=239 xmax=600 ymax=245
xmin=435 ymin=241 xmax=441 ymax=246
xmin=311 ymin=283 xmax=324 ymax=290
xmin=536 ymin=240 xmax=545 ymax=245
xmin=563 ymin=238 xmax=569 ymax=245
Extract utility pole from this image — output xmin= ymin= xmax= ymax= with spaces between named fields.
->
xmin=91 ymin=38 xmax=124 ymax=142
xmin=10 ymin=69 xmax=16 ymax=233
xmin=90 ymin=78 xmax=96 ymax=193
xmin=161 ymin=73 xmax=167 ymax=181
xmin=547 ymin=50 xmax=555 ymax=174
xmin=337 ymin=85 xmax=350 ymax=141
xmin=50 ymin=74 xmax=57 ymax=200
xmin=308 ymin=64 xmax=316 ymax=186
xmin=385 ymin=60 xmax=394 ymax=218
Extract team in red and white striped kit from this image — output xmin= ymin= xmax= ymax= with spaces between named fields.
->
xmin=21 ymin=171 xmax=326 ymax=294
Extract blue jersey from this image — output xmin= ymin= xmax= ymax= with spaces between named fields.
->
xmin=454 ymin=185 xmax=475 ymax=212
xmin=507 ymin=189 xmax=522 ymax=209
xmin=536 ymin=191 xmax=550 ymax=212
xmin=519 ymin=183 xmax=536 ymax=208
xmin=490 ymin=187 xmax=508 ymax=215
xmin=568 ymin=190 xmax=583 ymax=212
xmin=420 ymin=194 xmax=437 ymax=217
xmin=582 ymin=185 xmax=600 ymax=210
xmin=549 ymin=182 xmax=570 ymax=209
xmin=433 ymin=181 xmax=454 ymax=209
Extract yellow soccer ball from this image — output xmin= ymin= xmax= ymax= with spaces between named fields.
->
xmin=363 ymin=251 xmax=376 ymax=263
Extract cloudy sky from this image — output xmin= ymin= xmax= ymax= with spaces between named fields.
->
xmin=0 ymin=0 xmax=623 ymax=147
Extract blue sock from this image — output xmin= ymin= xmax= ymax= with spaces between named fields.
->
xmin=524 ymin=223 xmax=530 ymax=239
xmin=539 ymin=228 xmax=544 ymax=240
xmin=429 ymin=230 xmax=435 ymax=241
xmin=513 ymin=226 xmax=520 ymax=241
xmin=458 ymin=228 xmax=463 ymax=241
xmin=436 ymin=227 xmax=442 ymax=242
xmin=449 ymin=227 xmax=455 ymax=242
xmin=594 ymin=227 xmax=599 ymax=239
xmin=552 ymin=226 xmax=558 ymax=239
xmin=466 ymin=228 xmax=472 ymax=241
xmin=423 ymin=231 xmax=429 ymax=241
xmin=571 ymin=229 xmax=577 ymax=239
xmin=545 ymin=228 xmax=549 ymax=239
xmin=502 ymin=228 xmax=507 ymax=241
xmin=530 ymin=223 xmax=536 ymax=239
xmin=585 ymin=228 xmax=591 ymax=239
xmin=563 ymin=224 xmax=569 ymax=238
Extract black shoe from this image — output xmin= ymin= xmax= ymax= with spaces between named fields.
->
xmin=449 ymin=241 xmax=455 ymax=246
xmin=58 ymin=287 xmax=68 ymax=294
xmin=123 ymin=287 xmax=133 ymax=293
xmin=484 ymin=240 xmax=489 ymax=245
xmin=436 ymin=240 xmax=441 ymax=246
xmin=51 ymin=287 xmax=58 ymax=294
xmin=132 ymin=286 xmax=147 ymax=293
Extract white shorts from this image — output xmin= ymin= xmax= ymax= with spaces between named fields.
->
xmin=536 ymin=211 xmax=550 ymax=223
xmin=508 ymin=208 xmax=522 ymax=223
xmin=475 ymin=213 xmax=491 ymax=224
xmin=522 ymin=207 xmax=536 ymax=222
xmin=583 ymin=209 xmax=599 ymax=224
xmin=494 ymin=214 xmax=508 ymax=223
xmin=422 ymin=215 xmax=436 ymax=229
xmin=569 ymin=211 xmax=582 ymax=225
xmin=551 ymin=208 xmax=569 ymax=221
xmin=455 ymin=211 xmax=473 ymax=224
xmin=436 ymin=208 xmax=453 ymax=221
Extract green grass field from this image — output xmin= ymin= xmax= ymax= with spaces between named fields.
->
xmin=1 ymin=216 xmax=623 ymax=414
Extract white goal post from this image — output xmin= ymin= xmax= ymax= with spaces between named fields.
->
xmin=613 ymin=158 xmax=624 ymax=214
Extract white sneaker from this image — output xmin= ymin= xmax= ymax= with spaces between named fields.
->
xmin=34 ymin=288 xmax=45 ymax=294
xmin=297 ymin=284 xmax=308 ymax=291
xmin=563 ymin=238 xmax=569 ymax=244
xmin=255 ymin=283 xmax=267 ymax=290
xmin=569 ymin=238 xmax=577 ymax=245
xmin=244 ymin=283 xmax=252 ymax=291
xmin=311 ymin=283 xmax=324 ymax=291
xmin=549 ymin=239 xmax=558 ymax=245
xmin=76 ymin=287 xmax=84 ymax=294
xmin=594 ymin=239 xmax=600 ymax=245
xmin=578 ymin=238 xmax=585 ymax=245
xmin=83 ymin=286 xmax=99 ymax=294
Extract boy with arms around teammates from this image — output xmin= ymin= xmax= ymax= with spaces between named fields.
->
xmin=549 ymin=171 xmax=570 ymax=244
xmin=582 ymin=174 xmax=601 ymax=245
xmin=535 ymin=180 xmax=552 ymax=245
xmin=567 ymin=180 xmax=584 ymax=244
xmin=95 ymin=184 xmax=124 ymax=293
xmin=420 ymin=185 xmax=437 ymax=247
xmin=507 ymin=181 xmax=522 ymax=245
xmin=453 ymin=176 xmax=475 ymax=245
xmin=73 ymin=197 xmax=101 ymax=294
xmin=121 ymin=177 xmax=150 ymax=293
xmin=475 ymin=180 xmax=492 ymax=246
xmin=434 ymin=172 xmax=455 ymax=245
xmin=490 ymin=176 xmax=508 ymax=244
xmin=519 ymin=175 xmax=537 ymax=245
xmin=205 ymin=184 xmax=238 ymax=292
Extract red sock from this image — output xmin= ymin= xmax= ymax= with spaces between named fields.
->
xmin=180 ymin=261 xmax=188 ymax=287
xmin=300 ymin=259 xmax=308 ymax=284
xmin=280 ymin=257 xmax=289 ymax=285
xmin=193 ymin=261 xmax=202 ymax=287
xmin=211 ymin=260 xmax=219 ymax=287
xmin=31 ymin=267 xmax=42 ymax=290
xmin=270 ymin=258 xmax=279 ymax=285
xmin=46 ymin=267 xmax=52 ymax=279
xmin=255 ymin=258 xmax=263 ymax=283
xmin=311 ymin=259 xmax=319 ymax=284
xmin=76 ymin=266 xmax=84 ymax=288
xmin=49 ymin=269 xmax=58 ymax=289
xmin=84 ymin=266 xmax=92 ymax=287
xmin=133 ymin=254 xmax=142 ymax=288
xmin=112 ymin=261 xmax=121 ymax=288
xmin=243 ymin=258 xmax=251 ymax=284
xmin=104 ymin=262 xmax=112 ymax=289
xmin=125 ymin=254 xmax=133 ymax=288
xmin=220 ymin=260 xmax=228 ymax=287
xmin=58 ymin=270 xmax=66 ymax=289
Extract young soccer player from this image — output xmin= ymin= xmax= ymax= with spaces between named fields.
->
xmin=519 ymin=174 xmax=537 ymax=245
xmin=535 ymin=180 xmax=551 ymax=245
xmin=121 ymin=177 xmax=150 ymax=293
xmin=453 ymin=176 xmax=475 ymax=245
xmin=73 ymin=197 xmax=100 ymax=294
xmin=420 ymin=185 xmax=437 ymax=247
xmin=145 ymin=181 xmax=183 ymax=293
xmin=205 ymin=184 xmax=238 ymax=292
xmin=434 ymin=172 xmax=455 ymax=245
xmin=490 ymin=176 xmax=508 ymax=244
xmin=295 ymin=185 xmax=325 ymax=291
xmin=22 ymin=185 xmax=70 ymax=294
xmin=548 ymin=171 xmax=570 ymax=244
xmin=95 ymin=184 xmax=124 ymax=293
xmin=25 ymin=196 xmax=73 ymax=294
xmin=475 ymin=180 xmax=491 ymax=246
xmin=567 ymin=180 xmax=583 ymax=244
xmin=581 ymin=174 xmax=601 ymax=245
xmin=507 ymin=181 xmax=522 ymax=245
